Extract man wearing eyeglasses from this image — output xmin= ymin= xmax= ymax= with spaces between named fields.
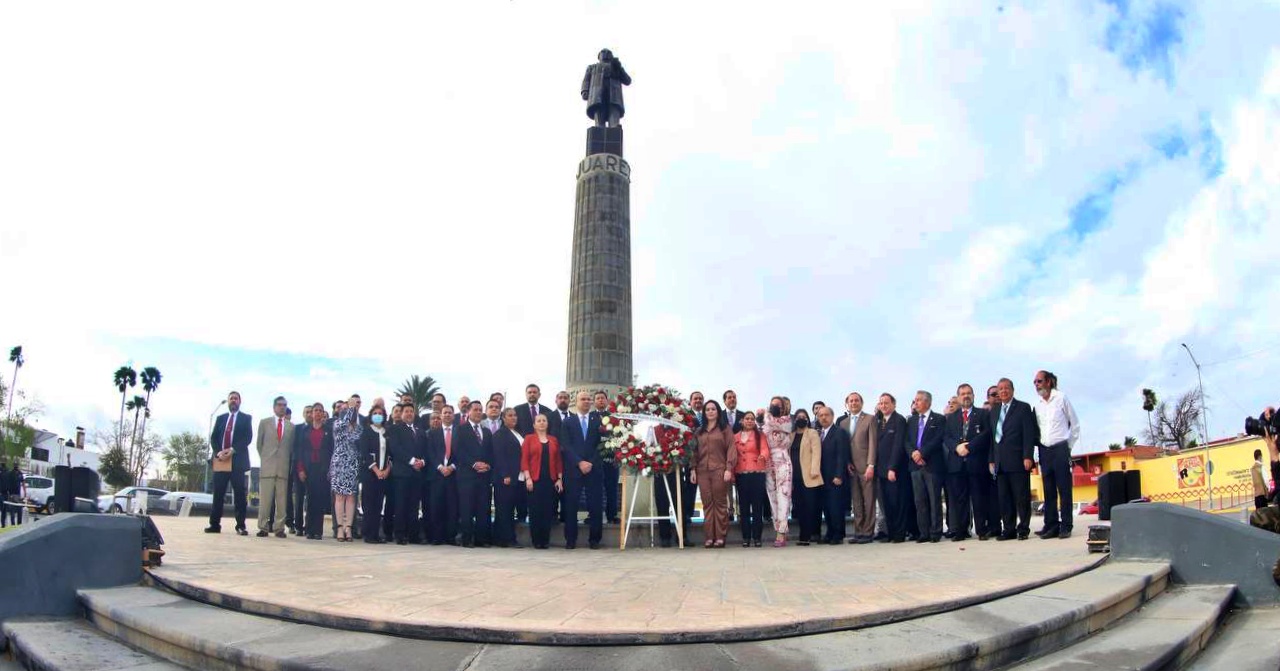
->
xmin=989 ymin=378 xmax=1040 ymax=540
xmin=1032 ymin=371 xmax=1079 ymax=539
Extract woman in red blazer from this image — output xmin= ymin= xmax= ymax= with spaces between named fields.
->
xmin=521 ymin=414 xmax=564 ymax=550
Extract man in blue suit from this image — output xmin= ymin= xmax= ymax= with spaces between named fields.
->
xmin=905 ymin=391 xmax=947 ymax=542
xmin=561 ymin=390 xmax=605 ymax=549
xmin=989 ymin=378 xmax=1040 ymax=540
xmin=207 ymin=391 xmax=253 ymax=535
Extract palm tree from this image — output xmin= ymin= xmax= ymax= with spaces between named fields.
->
xmin=135 ymin=367 xmax=162 ymax=458
xmin=4 ymin=346 xmax=22 ymax=443
xmin=113 ymin=365 xmax=137 ymax=450
xmin=126 ymin=394 xmax=147 ymax=455
xmin=395 ymin=375 xmax=441 ymax=412
xmin=1123 ymin=436 xmax=1138 ymax=447
xmin=1141 ymin=388 xmax=1157 ymax=443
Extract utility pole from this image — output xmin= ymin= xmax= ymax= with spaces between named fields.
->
xmin=1181 ymin=343 xmax=1212 ymax=509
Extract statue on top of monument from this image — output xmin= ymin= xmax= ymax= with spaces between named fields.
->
xmin=581 ymin=49 xmax=631 ymax=128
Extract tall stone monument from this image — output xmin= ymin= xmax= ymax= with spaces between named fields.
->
xmin=566 ymin=49 xmax=633 ymax=395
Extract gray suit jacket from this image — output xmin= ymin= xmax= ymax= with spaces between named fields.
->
xmin=257 ymin=416 xmax=296 ymax=479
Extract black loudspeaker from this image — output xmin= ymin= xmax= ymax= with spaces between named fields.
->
xmin=1097 ymin=471 xmax=1128 ymax=521
xmin=52 ymin=465 xmax=102 ymax=513
xmin=1124 ymin=469 xmax=1142 ymax=503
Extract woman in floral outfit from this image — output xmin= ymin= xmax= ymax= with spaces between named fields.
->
xmin=763 ymin=396 xmax=794 ymax=547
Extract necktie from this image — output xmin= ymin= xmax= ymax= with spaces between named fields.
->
xmin=917 ymin=416 xmax=926 ymax=448
xmin=962 ymin=410 xmax=970 ymax=438
xmin=473 ymin=424 xmax=482 ymax=443
xmin=223 ymin=414 xmax=234 ymax=450
xmin=581 ymin=415 xmax=589 ymax=439
xmin=996 ymin=404 xmax=1008 ymax=443
xmin=444 ymin=427 xmax=452 ymax=462
xmin=277 ymin=418 xmax=283 ymax=442
xmin=531 ymin=406 xmax=538 ymax=423
xmin=821 ymin=427 xmax=828 ymax=441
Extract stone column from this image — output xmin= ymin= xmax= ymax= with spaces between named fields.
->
xmin=565 ymin=127 xmax=632 ymax=398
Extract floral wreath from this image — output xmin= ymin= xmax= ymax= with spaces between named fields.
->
xmin=598 ymin=384 xmax=698 ymax=476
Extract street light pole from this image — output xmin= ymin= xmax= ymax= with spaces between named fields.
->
xmin=1181 ymin=343 xmax=1212 ymax=509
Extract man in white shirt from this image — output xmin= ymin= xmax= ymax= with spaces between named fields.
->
xmin=1033 ymin=371 xmax=1080 ymax=539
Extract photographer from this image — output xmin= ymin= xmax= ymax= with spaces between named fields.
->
xmin=1247 ymin=407 xmax=1280 ymax=500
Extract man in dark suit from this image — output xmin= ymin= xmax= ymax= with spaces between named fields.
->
xmin=723 ymin=390 xmax=746 ymax=433
xmin=944 ymin=383 xmax=995 ymax=540
xmin=815 ymin=406 xmax=850 ymax=544
xmin=874 ymin=393 xmax=909 ymax=542
xmin=424 ymin=405 xmax=459 ymax=545
xmin=394 ymin=402 xmax=429 ymax=545
xmin=207 ymin=391 xmax=252 ymax=535
xmin=561 ymin=390 xmax=605 ymax=549
xmin=593 ymin=390 xmax=621 ymax=524
xmin=293 ymin=403 xmax=332 ymax=540
xmin=989 ymin=378 xmax=1040 ymax=540
xmin=905 ymin=392 xmax=946 ymax=542
xmin=513 ymin=383 xmax=556 ymax=437
xmin=454 ymin=401 xmax=494 ymax=547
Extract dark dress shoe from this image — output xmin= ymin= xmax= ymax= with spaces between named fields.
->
xmin=204 ymin=526 xmax=221 ymax=534
xmin=1036 ymin=527 xmax=1058 ymax=538
xmin=797 ymin=540 xmax=810 ymax=546
xmin=753 ymin=540 xmax=763 ymax=548
xmin=275 ymin=530 xmax=287 ymax=538
xmin=1058 ymin=529 xmax=1072 ymax=539
xmin=236 ymin=529 xmax=248 ymax=536
xmin=364 ymin=537 xmax=383 ymax=544
xmin=509 ymin=543 xmax=525 ymax=549
xmin=396 ymin=539 xmax=407 ymax=546
xmin=564 ymin=543 xmax=576 ymax=550
xmin=589 ymin=542 xmax=601 ymax=550
xmin=996 ymin=534 xmax=1015 ymax=541
xmin=256 ymin=530 xmax=269 ymax=537
xmin=1017 ymin=533 xmax=1029 ymax=540
xmin=890 ymin=537 xmax=905 ymax=544
xmin=977 ymin=535 xmax=990 ymax=541
xmin=916 ymin=538 xmax=929 ymax=543
xmin=461 ymin=542 xmax=475 ymax=548
xmin=930 ymin=536 xmax=941 ymax=543
xmin=855 ymin=537 xmax=873 ymax=545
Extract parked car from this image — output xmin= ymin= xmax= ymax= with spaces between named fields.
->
xmin=97 ymin=486 xmax=169 ymax=513
xmin=154 ymin=491 xmax=215 ymax=515
xmin=1080 ymin=500 xmax=1099 ymax=515
xmin=23 ymin=475 xmax=55 ymax=513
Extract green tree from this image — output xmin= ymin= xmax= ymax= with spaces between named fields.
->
xmin=395 ymin=375 xmax=441 ymax=413
xmin=135 ymin=367 xmax=162 ymax=460
xmin=98 ymin=446 xmax=131 ymax=489
xmin=160 ymin=431 xmax=208 ymax=491
xmin=1108 ymin=443 xmax=1122 ymax=451
xmin=112 ymin=365 xmax=137 ymax=454
xmin=1141 ymin=388 xmax=1157 ymax=443
xmin=1123 ymin=436 xmax=1138 ymax=447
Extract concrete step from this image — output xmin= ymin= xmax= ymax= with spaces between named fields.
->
xmin=1003 ymin=585 xmax=1234 ymax=671
xmin=3 ymin=618 xmax=185 ymax=671
xmin=77 ymin=561 xmax=1169 ymax=671
xmin=1183 ymin=607 xmax=1280 ymax=671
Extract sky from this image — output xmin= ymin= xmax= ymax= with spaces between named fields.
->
xmin=2 ymin=0 xmax=1278 ymax=473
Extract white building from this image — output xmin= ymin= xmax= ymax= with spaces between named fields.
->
xmin=24 ymin=427 xmax=101 ymax=477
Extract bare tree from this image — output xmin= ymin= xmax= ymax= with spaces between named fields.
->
xmin=1142 ymin=389 xmax=1202 ymax=450
xmin=91 ymin=419 xmax=161 ymax=486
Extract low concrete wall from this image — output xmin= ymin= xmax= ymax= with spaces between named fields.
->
xmin=0 ymin=513 xmax=141 ymax=621
xmin=1111 ymin=503 xmax=1280 ymax=607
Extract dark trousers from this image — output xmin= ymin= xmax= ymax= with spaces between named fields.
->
xmin=657 ymin=470 xmax=697 ymax=544
xmin=428 ymin=477 xmax=458 ymax=544
xmin=303 ymin=468 xmax=329 ymax=538
xmin=392 ymin=476 xmax=422 ymax=541
xmin=979 ymin=471 xmax=1001 ymax=536
xmin=563 ymin=466 xmax=604 ymax=547
xmin=736 ymin=472 xmax=767 ymax=542
xmin=457 ymin=477 xmax=492 ymax=546
xmin=1039 ymin=441 xmax=1073 ymax=532
xmin=903 ymin=478 xmax=920 ymax=538
xmin=514 ymin=486 xmax=529 ymax=523
xmin=381 ymin=478 xmax=396 ymax=540
xmin=209 ymin=470 xmax=247 ymax=530
xmin=492 ymin=479 xmax=519 ymax=546
xmin=911 ymin=469 xmax=944 ymax=539
xmin=821 ymin=481 xmax=845 ymax=543
xmin=798 ymin=485 xmax=821 ymax=542
xmin=997 ymin=469 xmax=1032 ymax=537
xmin=946 ymin=471 xmax=971 ymax=537
xmin=878 ymin=476 xmax=907 ymax=540
xmin=603 ymin=462 xmax=619 ymax=521
xmin=2 ymin=500 xmax=21 ymax=526
xmin=530 ymin=479 xmax=556 ymax=547
xmin=290 ymin=471 xmax=307 ymax=531
xmin=361 ymin=476 xmax=388 ymax=541
xmin=413 ymin=475 xmax=429 ymax=542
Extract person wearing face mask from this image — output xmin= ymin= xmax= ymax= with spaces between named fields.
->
xmin=358 ymin=406 xmax=396 ymax=544
xmin=763 ymin=397 xmax=794 ymax=548
xmin=789 ymin=409 xmax=823 ymax=545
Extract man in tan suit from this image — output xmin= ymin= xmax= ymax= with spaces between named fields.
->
xmin=840 ymin=392 xmax=877 ymax=544
xmin=256 ymin=396 xmax=295 ymax=537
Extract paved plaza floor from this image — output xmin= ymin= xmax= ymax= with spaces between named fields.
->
xmin=148 ymin=516 xmax=1105 ymax=644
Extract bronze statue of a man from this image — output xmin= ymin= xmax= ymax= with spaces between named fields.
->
xmin=581 ymin=49 xmax=631 ymax=128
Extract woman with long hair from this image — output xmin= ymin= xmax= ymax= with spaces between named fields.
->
xmin=521 ymin=413 xmax=564 ymax=550
xmin=763 ymin=396 xmax=794 ymax=547
xmin=789 ymin=408 xmax=823 ymax=545
xmin=691 ymin=400 xmax=737 ymax=548
xmin=329 ymin=403 xmax=364 ymax=542
xmin=734 ymin=411 xmax=770 ymax=547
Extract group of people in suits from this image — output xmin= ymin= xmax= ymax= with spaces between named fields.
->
xmin=204 ymin=371 xmax=1080 ymax=549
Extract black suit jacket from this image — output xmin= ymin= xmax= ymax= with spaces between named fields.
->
xmin=513 ymin=402 xmax=555 ymax=438
xmin=818 ymin=424 xmax=851 ymax=484
xmin=491 ymin=428 xmax=525 ymax=482
xmin=943 ymin=406 xmax=992 ymax=474
xmin=989 ymin=399 xmax=1039 ymax=473
xmin=874 ymin=412 xmax=907 ymax=478
xmin=561 ymin=411 xmax=603 ymax=474
xmin=905 ymin=411 xmax=947 ymax=474
xmin=454 ymin=422 xmax=494 ymax=482
xmin=726 ymin=409 xmax=745 ymax=433
xmin=210 ymin=411 xmax=253 ymax=473
xmin=391 ymin=423 xmax=428 ymax=479
xmin=424 ymin=426 xmax=455 ymax=482
xmin=292 ymin=423 xmax=333 ymax=474
xmin=359 ymin=426 xmax=408 ymax=478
